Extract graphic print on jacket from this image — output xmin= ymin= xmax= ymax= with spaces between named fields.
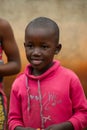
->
xmin=25 ymin=75 xmax=72 ymax=129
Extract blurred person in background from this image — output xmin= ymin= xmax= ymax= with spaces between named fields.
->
xmin=0 ymin=18 xmax=21 ymax=130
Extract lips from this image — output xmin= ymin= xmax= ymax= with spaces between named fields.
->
xmin=31 ymin=59 xmax=43 ymax=65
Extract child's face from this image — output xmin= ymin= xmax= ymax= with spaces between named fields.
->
xmin=24 ymin=27 xmax=59 ymax=75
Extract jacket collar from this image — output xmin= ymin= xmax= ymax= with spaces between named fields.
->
xmin=24 ymin=60 xmax=60 ymax=81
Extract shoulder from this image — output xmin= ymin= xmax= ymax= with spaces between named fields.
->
xmin=59 ymin=66 xmax=83 ymax=92
xmin=14 ymin=72 xmax=26 ymax=83
xmin=12 ymin=72 xmax=26 ymax=90
xmin=63 ymin=66 xmax=82 ymax=86
xmin=0 ymin=18 xmax=13 ymax=37
xmin=0 ymin=18 xmax=11 ymax=29
xmin=60 ymin=65 xmax=79 ymax=80
xmin=54 ymin=60 xmax=79 ymax=80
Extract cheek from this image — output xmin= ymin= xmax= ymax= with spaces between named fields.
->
xmin=44 ymin=52 xmax=55 ymax=62
xmin=25 ymin=48 xmax=31 ymax=55
xmin=46 ymin=49 xmax=55 ymax=57
xmin=25 ymin=49 xmax=30 ymax=59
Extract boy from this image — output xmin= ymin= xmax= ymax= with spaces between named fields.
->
xmin=8 ymin=17 xmax=87 ymax=130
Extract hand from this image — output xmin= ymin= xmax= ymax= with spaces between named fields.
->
xmin=45 ymin=122 xmax=74 ymax=130
xmin=15 ymin=126 xmax=36 ymax=130
xmin=45 ymin=124 xmax=60 ymax=130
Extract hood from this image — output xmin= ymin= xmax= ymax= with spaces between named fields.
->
xmin=24 ymin=60 xmax=61 ymax=81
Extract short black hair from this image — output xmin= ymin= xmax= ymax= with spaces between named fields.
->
xmin=25 ymin=17 xmax=59 ymax=43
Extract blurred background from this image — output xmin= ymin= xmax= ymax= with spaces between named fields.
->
xmin=0 ymin=0 xmax=87 ymax=116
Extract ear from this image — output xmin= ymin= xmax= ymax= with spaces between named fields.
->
xmin=24 ymin=42 xmax=25 ymax=47
xmin=55 ymin=43 xmax=62 ymax=54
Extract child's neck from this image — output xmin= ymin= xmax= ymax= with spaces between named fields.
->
xmin=31 ymin=62 xmax=54 ymax=76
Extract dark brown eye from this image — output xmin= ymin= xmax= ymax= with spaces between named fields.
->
xmin=41 ymin=44 xmax=49 ymax=50
xmin=27 ymin=44 xmax=33 ymax=48
xmin=25 ymin=42 xmax=33 ymax=48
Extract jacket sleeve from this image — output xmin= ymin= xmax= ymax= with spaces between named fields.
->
xmin=8 ymin=80 xmax=24 ymax=130
xmin=68 ymin=77 xmax=87 ymax=130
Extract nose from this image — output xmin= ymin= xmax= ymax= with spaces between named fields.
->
xmin=32 ymin=47 xmax=41 ymax=56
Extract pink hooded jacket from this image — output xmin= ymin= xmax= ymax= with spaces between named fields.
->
xmin=8 ymin=60 xmax=87 ymax=130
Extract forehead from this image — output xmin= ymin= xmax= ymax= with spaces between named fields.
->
xmin=27 ymin=26 xmax=51 ymax=33
xmin=25 ymin=26 xmax=55 ymax=40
